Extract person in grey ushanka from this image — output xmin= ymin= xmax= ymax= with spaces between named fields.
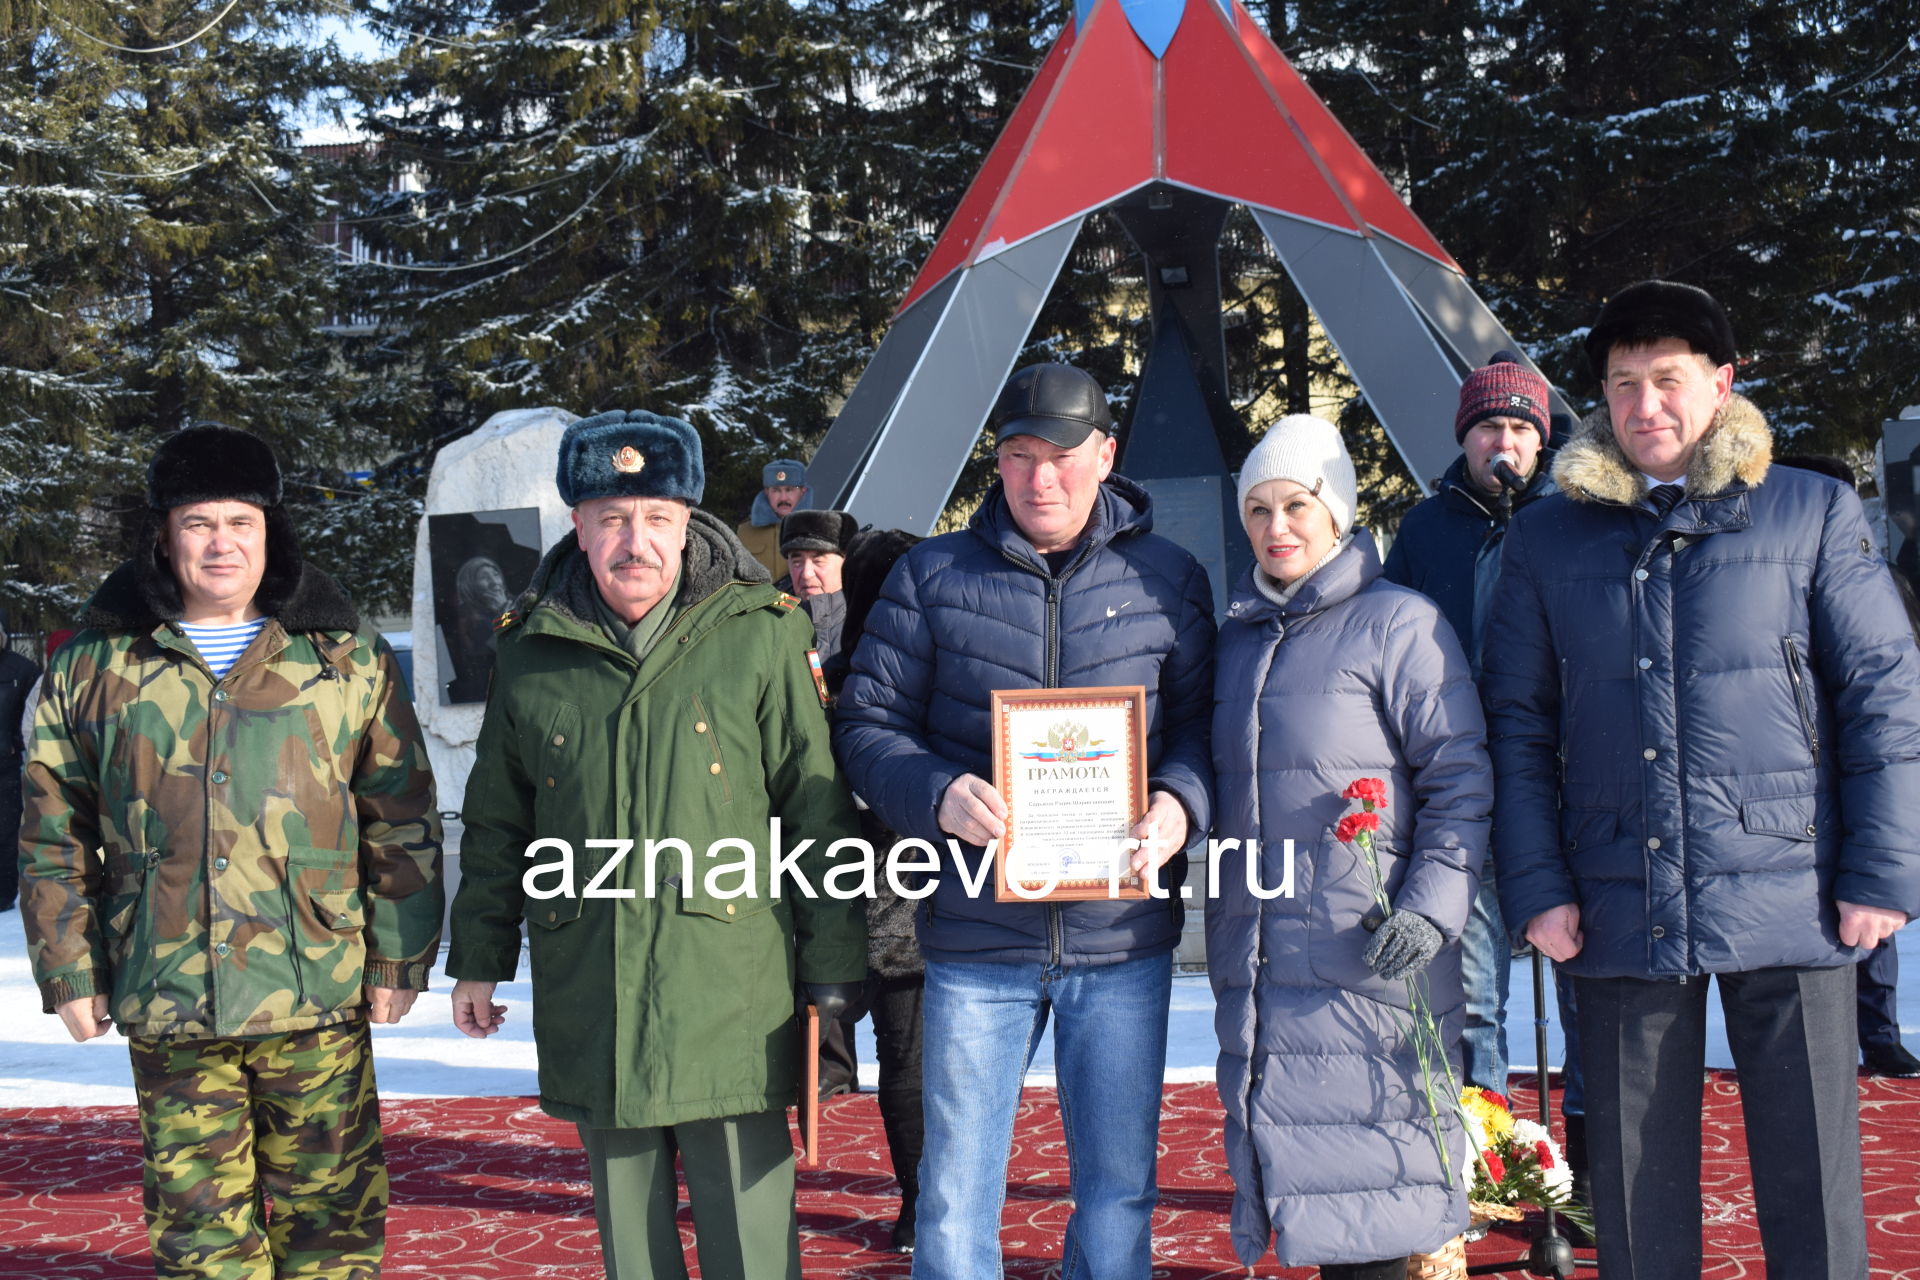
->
xmin=1209 ymin=414 xmax=1490 ymax=1278
xmin=736 ymin=457 xmax=812 ymax=579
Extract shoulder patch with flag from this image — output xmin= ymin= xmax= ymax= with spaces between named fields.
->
xmin=806 ymin=649 xmax=831 ymax=708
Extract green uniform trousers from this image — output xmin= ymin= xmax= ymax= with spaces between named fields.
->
xmin=578 ymin=1109 xmax=800 ymax=1280
xmin=128 ymin=1021 xmax=385 ymax=1280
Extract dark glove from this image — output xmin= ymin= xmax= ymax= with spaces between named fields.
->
xmin=802 ymin=981 xmax=862 ymax=1037
xmin=1363 ymin=910 xmax=1443 ymax=981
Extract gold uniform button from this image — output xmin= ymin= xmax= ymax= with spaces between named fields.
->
xmin=725 ymin=903 xmax=736 ymax=915
xmin=709 ymin=762 xmax=722 ymax=775
xmin=695 ymin=722 xmax=708 ymax=733
xmin=547 ymin=910 xmax=558 ymax=923
xmin=546 ymin=776 xmax=557 ymax=788
xmin=552 ymin=734 xmax=566 ymax=746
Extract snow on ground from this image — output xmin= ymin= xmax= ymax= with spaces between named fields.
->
xmin=4 ymin=905 xmax=1908 ymax=1107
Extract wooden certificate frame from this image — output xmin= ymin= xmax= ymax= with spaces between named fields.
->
xmin=990 ymin=685 xmax=1150 ymax=902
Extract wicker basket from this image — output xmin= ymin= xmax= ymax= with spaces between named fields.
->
xmin=1471 ymin=1198 xmax=1527 ymax=1223
xmin=1405 ymin=1234 xmax=1466 ymax=1280
xmin=1406 ymin=1202 xmax=1526 ymax=1279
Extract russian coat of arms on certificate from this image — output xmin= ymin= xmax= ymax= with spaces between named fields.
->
xmin=990 ymin=685 xmax=1149 ymax=902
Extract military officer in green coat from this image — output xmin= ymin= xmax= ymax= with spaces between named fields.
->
xmin=448 ymin=410 xmax=866 ymax=1280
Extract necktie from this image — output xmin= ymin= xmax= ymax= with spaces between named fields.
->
xmin=1649 ymin=484 xmax=1685 ymax=517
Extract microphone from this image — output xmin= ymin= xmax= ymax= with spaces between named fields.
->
xmin=1491 ymin=451 xmax=1527 ymax=492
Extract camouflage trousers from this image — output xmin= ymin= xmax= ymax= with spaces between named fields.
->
xmin=128 ymin=1020 xmax=386 ymax=1280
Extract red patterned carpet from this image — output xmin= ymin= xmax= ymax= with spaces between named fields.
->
xmin=4 ymin=1074 xmax=1920 ymax=1278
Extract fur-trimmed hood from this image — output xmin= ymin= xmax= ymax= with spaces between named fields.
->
xmin=82 ymin=535 xmax=360 ymax=635
xmin=514 ymin=506 xmax=772 ymax=631
xmin=1551 ymin=393 xmax=1772 ymax=506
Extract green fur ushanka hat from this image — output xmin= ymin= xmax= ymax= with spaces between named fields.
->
xmin=556 ymin=410 xmax=705 ymax=507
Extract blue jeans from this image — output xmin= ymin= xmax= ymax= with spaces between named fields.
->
xmin=1555 ymin=964 xmax=1584 ymax=1117
xmin=912 ymin=951 xmax=1173 ymax=1280
xmin=1459 ymin=869 xmax=1511 ymax=1092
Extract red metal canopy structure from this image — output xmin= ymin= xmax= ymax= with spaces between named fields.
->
xmin=808 ymin=0 xmax=1572 ymax=538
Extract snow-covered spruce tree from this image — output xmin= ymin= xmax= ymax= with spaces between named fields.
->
xmin=1282 ymin=0 xmax=1920 ymax=454
xmin=354 ymin=0 xmax=910 ymax=518
xmin=0 ymin=3 xmax=427 ymax=626
xmin=0 ymin=2 xmax=144 ymax=629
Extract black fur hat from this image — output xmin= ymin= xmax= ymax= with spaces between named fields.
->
xmin=1585 ymin=280 xmax=1737 ymax=380
xmin=147 ymin=423 xmax=285 ymax=511
xmin=557 ymin=410 xmax=705 ymax=507
xmin=779 ymin=509 xmax=860 ymax=558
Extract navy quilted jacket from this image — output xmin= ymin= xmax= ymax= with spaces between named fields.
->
xmin=1484 ymin=396 xmax=1920 ymax=978
xmin=1381 ymin=451 xmax=1557 ymax=670
xmin=833 ymin=475 xmax=1215 ymax=965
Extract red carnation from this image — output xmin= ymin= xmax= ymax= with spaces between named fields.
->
xmin=1483 ymin=1152 xmax=1507 ymax=1184
xmin=1341 ymin=778 xmax=1389 ymax=807
xmin=1535 ymin=1140 xmax=1555 ymax=1170
xmin=1483 ymin=1090 xmax=1511 ymax=1112
xmin=1334 ymin=811 xmax=1380 ymax=844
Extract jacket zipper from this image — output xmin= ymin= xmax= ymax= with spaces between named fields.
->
xmin=1782 ymin=636 xmax=1820 ymax=765
xmin=998 ymin=540 xmax=1094 ymax=967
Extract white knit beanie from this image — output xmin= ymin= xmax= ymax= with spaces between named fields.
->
xmin=1236 ymin=414 xmax=1356 ymax=534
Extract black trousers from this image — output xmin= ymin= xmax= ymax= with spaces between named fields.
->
xmin=1576 ymin=965 xmax=1867 ymax=1280
xmin=1319 ymin=1260 xmax=1407 ymax=1280
xmin=1856 ymin=941 xmax=1900 ymax=1051
xmin=818 ymin=975 xmax=925 ymax=1197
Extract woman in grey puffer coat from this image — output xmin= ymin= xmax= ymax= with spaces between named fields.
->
xmin=1210 ymin=416 xmax=1493 ymax=1277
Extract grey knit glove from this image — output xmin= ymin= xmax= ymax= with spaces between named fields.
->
xmin=1363 ymin=911 xmax=1443 ymax=980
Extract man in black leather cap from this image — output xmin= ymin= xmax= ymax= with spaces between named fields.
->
xmin=836 ymin=363 xmax=1215 ymax=1278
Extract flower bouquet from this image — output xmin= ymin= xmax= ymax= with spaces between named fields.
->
xmin=1460 ymin=1086 xmax=1593 ymax=1236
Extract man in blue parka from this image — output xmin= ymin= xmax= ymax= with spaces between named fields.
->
xmin=1484 ymin=280 xmax=1920 ymax=1279
xmin=1384 ymin=351 xmax=1558 ymax=1100
xmin=836 ymin=363 xmax=1214 ymax=1280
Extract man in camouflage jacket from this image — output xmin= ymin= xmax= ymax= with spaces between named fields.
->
xmin=18 ymin=425 xmax=443 ymax=1280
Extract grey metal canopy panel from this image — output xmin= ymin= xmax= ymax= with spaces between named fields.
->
xmin=833 ymin=221 xmax=1083 ymax=534
xmin=1251 ymin=209 xmax=1469 ymax=492
xmin=811 ymin=0 xmax=1565 ymax=528
xmin=1372 ymin=236 xmax=1579 ymax=425
xmin=807 ymin=271 xmax=962 ymax=512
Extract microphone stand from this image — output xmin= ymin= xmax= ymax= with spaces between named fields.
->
xmin=1463 ymin=949 xmax=1593 ymax=1276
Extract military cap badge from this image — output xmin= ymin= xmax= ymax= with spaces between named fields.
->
xmin=612 ymin=446 xmax=646 ymax=474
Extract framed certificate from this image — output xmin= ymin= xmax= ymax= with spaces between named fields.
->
xmin=991 ymin=685 xmax=1150 ymax=902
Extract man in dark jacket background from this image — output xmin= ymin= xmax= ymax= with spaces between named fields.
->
xmin=1383 ymin=351 xmax=1558 ymax=1101
xmin=836 ymin=363 xmax=1215 ymax=1280
xmin=780 ymin=507 xmax=858 ymax=671
xmin=0 ymin=613 xmax=38 ymax=912
xmin=1484 ymin=280 xmax=1920 ymax=1279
